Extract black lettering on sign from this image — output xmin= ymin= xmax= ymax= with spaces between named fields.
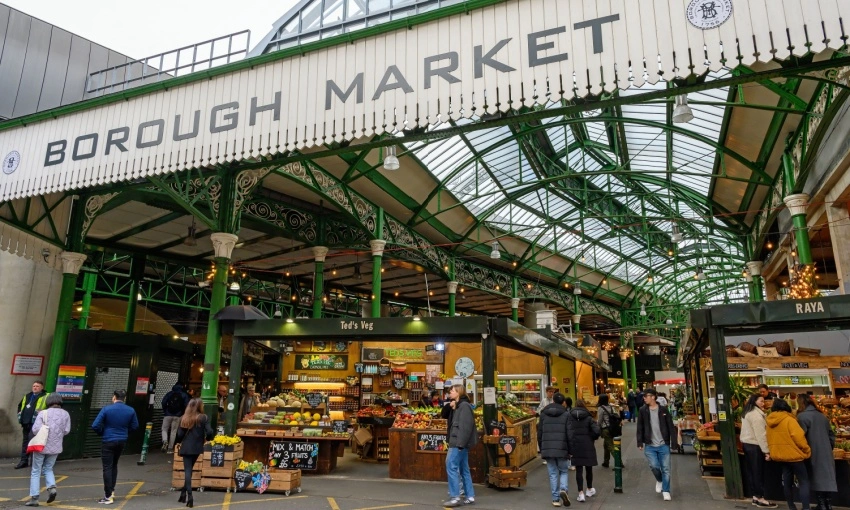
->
xmin=728 ymin=363 xmax=749 ymax=370
xmin=210 ymin=445 xmax=225 ymax=467
xmin=233 ymin=469 xmax=252 ymax=491
xmin=393 ymin=378 xmax=405 ymax=389
xmin=332 ymin=420 xmax=348 ymax=434
xmin=268 ymin=440 xmax=318 ymax=470
xmin=416 ymin=432 xmax=448 ymax=453
xmin=782 ymin=362 xmax=809 ymax=369
xmin=499 ymin=436 xmax=517 ymax=454
xmin=841 ymin=361 xmax=850 ymax=368
xmin=305 ymin=392 xmax=324 ymax=408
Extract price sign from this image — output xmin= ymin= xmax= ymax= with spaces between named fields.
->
xmin=393 ymin=378 xmax=405 ymax=389
xmin=489 ymin=420 xmax=507 ymax=436
xmin=233 ymin=470 xmax=252 ymax=491
xmin=268 ymin=440 xmax=319 ymax=470
xmin=521 ymin=423 xmax=531 ymax=444
xmin=499 ymin=436 xmax=517 ymax=454
xmin=378 ymin=366 xmax=391 ymax=376
xmin=332 ymin=420 xmax=349 ymax=434
xmin=210 ymin=445 xmax=226 ymax=467
xmin=305 ymin=392 xmax=324 ymax=408
xmin=416 ymin=432 xmax=448 ymax=453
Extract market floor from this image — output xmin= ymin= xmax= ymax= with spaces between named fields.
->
xmin=0 ymin=424 xmax=751 ymax=510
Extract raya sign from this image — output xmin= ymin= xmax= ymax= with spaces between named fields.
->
xmin=1 ymin=0 xmax=846 ymax=201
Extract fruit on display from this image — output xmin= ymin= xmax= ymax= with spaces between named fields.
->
xmin=208 ymin=434 xmax=242 ymax=446
xmin=392 ymin=411 xmax=435 ymax=429
xmin=474 ymin=406 xmax=484 ymax=431
xmin=237 ymin=460 xmax=265 ymax=473
xmin=303 ymin=428 xmax=323 ymax=437
xmin=497 ymin=396 xmax=532 ymax=422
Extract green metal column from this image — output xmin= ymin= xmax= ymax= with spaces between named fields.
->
xmin=746 ymin=262 xmax=764 ymax=303
xmin=483 ymin=319 xmax=498 ymax=472
xmin=629 ymin=334 xmax=637 ymax=390
xmin=787 ymin=200 xmax=814 ymax=265
xmin=78 ymin=272 xmax=96 ymax=329
xmin=124 ymin=254 xmax=145 ymax=332
xmin=447 ymin=281 xmax=458 ymax=317
xmin=620 ymin=334 xmax=629 ymax=390
xmin=369 ymin=239 xmax=386 ymax=318
xmin=312 ymin=247 xmax=328 ymax=318
xmin=202 ymin=233 xmax=239 ymax=429
xmin=45 ymin=252 xmax=87 ymax=393
xmin=224 ymin=334 xmax=244 ymax=435
xmin=511 ymin=277 xmax=519 ymax=322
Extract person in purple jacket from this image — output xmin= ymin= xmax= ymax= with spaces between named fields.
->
xmin=25 ymin=393 xmax=71 ymax=507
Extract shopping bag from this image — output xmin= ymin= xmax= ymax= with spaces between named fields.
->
xmin=27 ymin=425 xmax=49 ymax=454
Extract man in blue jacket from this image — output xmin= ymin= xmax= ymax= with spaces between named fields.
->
xmin=91 ymin=390 xmax=139 ymax=505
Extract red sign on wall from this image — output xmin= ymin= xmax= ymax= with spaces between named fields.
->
xmin=11 ymin=354 xmax=44 ymax=375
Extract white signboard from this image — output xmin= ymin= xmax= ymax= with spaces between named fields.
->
xmin=0 ymin=0 xmax=847 ymax=201
xmin=11 ymin=354 xmax=44 ymax=375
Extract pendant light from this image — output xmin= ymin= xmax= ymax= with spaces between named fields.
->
xmin=229 ymin=281 xmax=240 ymax=291
xmin=694 ymin=266 xmax=706 ymax=281
xmin=383 ymin=145 xmax=400 ymax=171
xmin=671 ymin=223 xmax=683 ymax=244
xmin=489 ymin=241 xmax=501 ymax=259
xmin=672 ymin=95 xmax=694 ymax=124
xmin=573 ymin=282 xmax=582 ymax=295
xmin=184 ymin=219 xmax=197 ymax=246
xmin=640 ymin=304 xmax=647 ymax=316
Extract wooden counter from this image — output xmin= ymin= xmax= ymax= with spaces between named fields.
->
xmin=500 ymin=417 xmax=537 ymax=467
xmin=238 ymin=434 xmax=348 ymax=475
xmin=388 ymin=428 xmax=486 ymax=483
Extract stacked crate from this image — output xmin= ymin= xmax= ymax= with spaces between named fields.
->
xmin=172 ymin=444 xmax=203 ymax=490
xmin=267 ymin=469 xmax=302 ymax=496
xmin=199 ymin=442 xmax=244 ymax=492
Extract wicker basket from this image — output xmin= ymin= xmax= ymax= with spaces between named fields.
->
xmin=738 ymin=342 xmax=758 ymax=354
xmin=773 ymin=339 xmax=794 ymax=356
xmin=726 ymin=346 xmax=740 ymax=357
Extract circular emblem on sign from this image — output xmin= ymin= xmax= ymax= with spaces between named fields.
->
xmin=2 ymin=151 xmax=20 ymax=175
xmin=686 ymin=0 xmax=733 ymax=30
xmin=227 ymin=402 xmax=235 ymax=411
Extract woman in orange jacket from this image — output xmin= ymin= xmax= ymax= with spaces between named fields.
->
xmin=766 ymin=399 xmax=812 ymax=510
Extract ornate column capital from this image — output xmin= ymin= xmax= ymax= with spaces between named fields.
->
xmin=369 ymin=239 xmax=387 ymax=257
xmin=210 ymin=233 xmax=239 ymax=259
xmin=447 ymin=281 xmax=458 ymax=294
xmin=746 ymin=261 xmax=764 ymax=277
xmin=572 ymin=314 xmax=582 ymax=325
xmin=510 ymin=298 xmax=520 ymax=309
xmin=60 ymin=252 xmax=87 ymax=275
xmin=312 ymin=246 xmax=329 ymax=262
xmin=784 ymin=193 xmax=810 ymax=217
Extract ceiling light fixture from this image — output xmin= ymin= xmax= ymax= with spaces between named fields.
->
xmin=489 ymin=241 xmax=501 ymax=259
xmin=412 ymin=315 xmax=421 ymax=321
xmin=665 ymin=318 xmax=673 ymax=325
xmin=383 ymin=145 xmax=400 ymax=171
xmin=229 ymin=282 xmax=240 ymax=291
xmin=671 ymin=223 xmax=683 ymax=244
xmin=573 ymin=282 xmax=582 ymax=295
xmin=273 ymin=306 xmax=282 ymax=318
xmin=672 ymin=94 xmax=694 ymax=124
xmin=184 ymin=219 xmax=197 ymax=246
xmin=640 ymin=304 xmax=647 ymax=316
xmin=695 ymin=266 xmax=707 ymax=281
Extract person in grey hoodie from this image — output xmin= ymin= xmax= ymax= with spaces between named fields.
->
xmin=25 ymin=394 xmax=71 ymax=507
xmin=442 ymin=384 xmax=477 ymax=508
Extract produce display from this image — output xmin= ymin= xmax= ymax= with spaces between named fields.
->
xmin=357 ymin=405 xmax=397 ymax=418
xmin=237 ymin=460 xmax=265 ymax=473
xmin=243 ymin=410 xmax=327 ymax=426
xmin=474 ymin=406 xmax=484 ymax=431
xmin=257 ymin=392 xmax=305 ymax=409
xmin=208 ymin=434 xmax=242 ymax=446
xmin=498 ymin=396 xmax=533 ymax=422
xmin=816 ymin=396 xmax=850 ymax=437
xmin=392 ymin=410 xmax=446 ymax=429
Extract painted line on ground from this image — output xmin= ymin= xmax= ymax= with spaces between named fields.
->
xmin=223 ymin=491 xmax=232 ymax=509
xmin=160 ymin=494 xmax=307 ymax=510
xmin=328 ymin=496 xmax=341 ymax=510
xmin=115 ymin=481 xmax=146 ymax=509
xmin=18 ymin=475 xmax=69 ymax=501
xmin=353 ymin=505 xmax=412 ymax=510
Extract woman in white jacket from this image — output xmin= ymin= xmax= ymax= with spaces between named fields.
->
xmin=740 ymin=394 xmax=776 ymax=508
xmin=25 ymin=393 xmax=71 ymax=507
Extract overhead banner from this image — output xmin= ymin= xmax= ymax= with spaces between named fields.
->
xmin=0 ymin=0 xmax=847 ymax=200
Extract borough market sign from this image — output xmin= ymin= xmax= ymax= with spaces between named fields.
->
xmin=0 ymin=0 xmax=847 ymax=200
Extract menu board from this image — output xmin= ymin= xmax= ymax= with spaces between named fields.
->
xmin=234 ymin=469 xmax=252 ymax=491
xmin=305 ymin=393 xmax=324 ymax=408
xmin=294 ymin=354 xmax=348 ymax=370
xmin=269 ymin=441 xmax=319 ymax=470
xmin=416 ymin=432 xmax=448 ymax=453
xmin=332 ymin=420 xmax=349 ymax=433
xmin=209 ymin=445 xmax=226 ymax=467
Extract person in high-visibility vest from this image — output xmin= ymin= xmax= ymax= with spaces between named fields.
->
xmin=16 ymin=381 xmax=49 ymax=469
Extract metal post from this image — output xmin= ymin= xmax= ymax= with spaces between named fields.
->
xmin=124 ymin=254 xmax=146 ymax=332
xmin=203 ymin=256 xmax=229 ymax=430
xmin=224 ymin=335 xmax=244 ymax=435
xmin=620 ymin=334 xmax=629 ymax=391
xmin=629 ymin=335 xmax=638 ymax=391
xmin=483 ymin=320 xmax=498 ymax=473
xmin=45 ymin=252 xmax=87 ymax=393
xmin=613 ymin=436 xmax=623 ymax=493
xmin=707 ymin=312 xmax=743 ymax=499
xmin=78 ymin=272 xmax=96 ymax=329
xmin=511 ymin=277 xmax=519 ymax=322
xmin=137 ymin=422 xmax=153 ymax=465
xmin=370 ymin=239 xmax=386 ymax=318
xmin=312 ymin=247 xmax=328 ymax=319
xmin=447 ymin=281 xmax=458 ymax=317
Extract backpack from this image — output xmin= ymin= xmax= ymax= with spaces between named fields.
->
xmin=604 ymin=406 xmax=622 ymax=437
xmin=165 ymin=392 xmax=184 ymax=414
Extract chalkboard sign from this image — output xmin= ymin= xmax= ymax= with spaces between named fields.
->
xmin=305 ymin=392 xmax=324 ymax=408
xmin=210 ymin=445 xmax=226 ymax=467
xmin=378 ymin=365 xmax=391 ymax=376
xmin=499 ymin=436 xmax=517 ymax=454
xmin=489 ymin=420 xmax=507 ymax=436
xmin=332 ymin=420 xmax=349 ymax=434
xmin=521 ymin=423 xmax=531 ymax=444
xmin=295 ymin=354 xmax=348 ymax=370
xmin=269 ymin=440 xmax=319 ymax=470
xmin=392 ymin=378 xmax=405 ymax=389
xmin=363 ymin=348 xmax=384 ymax=361
xmin=416 ymin=432 xmax=448 ymax=453
xmin=234 ymin=470 xmax=252 ymax=491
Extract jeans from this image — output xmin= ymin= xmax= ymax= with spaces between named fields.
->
xmin=162 ymin=416 xmax=181 ymax=449
xmin=446 ymin=447 xmax=475 ymax=499
xmin=781 ymin=461 xmax=810 ymax=510
xmin=20 ymin=423 xmax=33 ymax=461
xmin=101 ymin=442 xmax=125 ymax=498
xmin=545 ymin=457 xmax=570 ymax=500
xmin=30 ymin=453 xmax=58 ymax=497
xmin=742 ymin=443 xmax=765 ymax=498
xmin=182 ymin=455 xmax=199 ymax=492
xmin=643 ymin=444 xmax=671 ymax=493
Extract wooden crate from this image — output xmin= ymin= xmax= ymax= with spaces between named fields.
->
xmin=267 ymin=469 xmax=302 ymax=493
xmin=203 ymin=449 xmax=244 ymax=462
xmin=487 ymin=466 xmax=527 ymax=488
xmin=202 ymin=464 xmax=238 ymax=479
xmin=172 ymin=471 xmax=202 ymax=488
xmin=701 ymin=458 xmax=723 ymax=466
xmin=200 ymin=477 xmax=235 ymax=490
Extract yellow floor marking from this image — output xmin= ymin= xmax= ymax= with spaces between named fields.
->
xmin=353 ymin=505 xmax=411 ymax=510
xmin=17 ymin=475 xmax=70 ymax=501
xmin=0 ymin=476 xmax=29 ymax=479
xmin=328 ymin=496 xmax=341 ymax=510
xmin=222 ymin=490 xmax=232 ymax=509
xmin=161 ymin=495 xmax=306 ymax=510
xmin=115 ymin=481 xmax=145 ymax=509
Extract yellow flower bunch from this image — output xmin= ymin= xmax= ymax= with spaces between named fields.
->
xmin=208 ymin=434 xmax=242 ymax=446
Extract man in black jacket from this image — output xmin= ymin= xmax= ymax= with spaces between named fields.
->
xmin=538 ymin=393 xmax=571 ymax=507
xmin=636 ymin=388 xmax=676 ymax=501
xmin=442 ymin=384 xmax=476 ymax=508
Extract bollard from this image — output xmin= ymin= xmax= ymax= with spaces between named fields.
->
xmin=137 ymin=422 xmax=153 ymax=465
xmin=612 ymin=436 xmax=623 ymax=493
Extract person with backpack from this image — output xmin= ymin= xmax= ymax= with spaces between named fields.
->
xmin=636 ymin=388 xmax=676 ymax=501
xmin=161 ymin=384 xmax=189 ymax=454
xmin=567 ymin=399 xmax=599 ymax=502
xmin=597 ymin=394 xmax=623 ymax=468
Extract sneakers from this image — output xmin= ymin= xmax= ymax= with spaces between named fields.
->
xmin=553 ymin=501 xmax=562 ymax=507
xmin=569 ymin=465 xmax=576 ymax=471
xmin=754 ymin=499 xmax=778 ymax=508
xmin=663 ymin=492 xmax=672 ymax=501
xmin=577 ymin=492 xmax=586 ymax=503
xmin=442 ymin=498 xmax=463 ymax=508
xmin=656 ymin=481 xmax=663 ymax=493
xmin=462 ymin=497 xmax=475 ymax=505
xmin=97 ymin=496 xmax=114 ymax=505
xmin=543 ymin=459 xmax=548 ymax=464
xmin=585 ymin=488 xmax=596 ymax=497
xmin=166 ymin=449 xmax=174 ymax=454
xmin=25 ymin=498 xmax=39 ymax=507
xmin=47 ymin=487 xmax=57 ymax=504
xmin=560 ymin=490 xmax=571 ymax=507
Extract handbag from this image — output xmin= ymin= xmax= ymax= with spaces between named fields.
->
xmin=27 ymin=414 xmax=50 ymax=454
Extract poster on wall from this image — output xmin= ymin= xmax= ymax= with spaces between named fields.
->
xmin=11 ymin=354 xmax=44 ymax=375
xmin=362 ymin=347 xmax=444 ymax=363
xmin=56 ymin=365 xmax=86 ymax=401
xmin=310 ymin=341 xmax=348 ymax=353
xmin=135 ymin=377 xmax=149 ymax=395
xmin=295 ymin=354 xmax=348 ymax=370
